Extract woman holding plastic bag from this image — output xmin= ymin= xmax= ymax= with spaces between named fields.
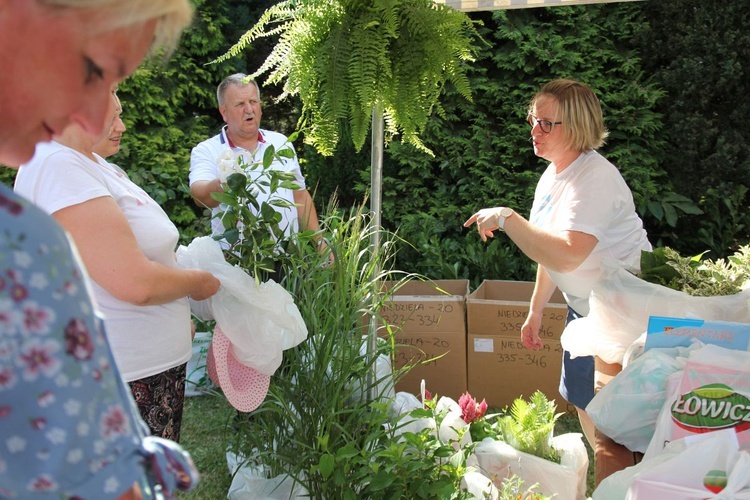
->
xmin=464 ymin=79 xmax=651 ymax=446
xmin=15 ymin=88 xmax=221 ymax=442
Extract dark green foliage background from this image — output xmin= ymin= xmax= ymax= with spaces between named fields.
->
xmin=3 ymin=0 xmax=748 ymax=285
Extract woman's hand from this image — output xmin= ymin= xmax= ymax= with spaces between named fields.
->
xmin=187 ymin=271 xmax=220 ymax=301
xmin=521 ymin=313 xmax=544 ymax=350
xmin=463 ymin=207 xmax=505 ymax=242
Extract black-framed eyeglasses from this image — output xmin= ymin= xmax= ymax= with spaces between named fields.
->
xmin=527 ymin=114 xmax=562 ymax=134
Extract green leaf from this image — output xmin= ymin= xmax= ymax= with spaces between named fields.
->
xmin=367 ymin=470 xmax=397 ymax=491
xmin=226 ymin=172 xmax=247 ymax=191
xmin=262 ymin=144 xmax=276 ymax=168
xmin=222 ymin=228 xmax=240 ymax=245
xmin=318 ymin=453 xmax=336 ymax=479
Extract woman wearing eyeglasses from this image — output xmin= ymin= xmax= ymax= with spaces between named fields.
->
xmin=464 ymin=78 xmax=651 ymax=448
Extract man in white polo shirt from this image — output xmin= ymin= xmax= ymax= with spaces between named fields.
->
xmin=189 ymin=73 xmax=324 ymax=260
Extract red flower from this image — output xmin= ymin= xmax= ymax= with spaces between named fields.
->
xmin=421 ymin=387 xmax=436 ymax=409
xmin=458 ymin=392 xmax=487 ymax=424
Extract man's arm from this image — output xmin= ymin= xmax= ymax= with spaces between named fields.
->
xmin=293 ymin=188 xmax=321 ymax=233
xmin=189 ymin=143 xmax=222 ymax=208
xmin=190 ymin=178 xmax=222 ymax=209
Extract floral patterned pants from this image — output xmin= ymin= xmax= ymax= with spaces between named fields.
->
xmin=129 ymin=363 xmax=187 ymax=442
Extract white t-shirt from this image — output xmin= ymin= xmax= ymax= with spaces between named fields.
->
xmin=529 ymin=150 xmax=652 ymax=316
xmin=189 ymin=127 xmax=306 ymax=239
xmin=14 ymin=141 xmax=191 ymax=382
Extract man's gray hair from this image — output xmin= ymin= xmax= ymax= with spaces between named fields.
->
xmin=217 ymin=73 xmax=261 ymax=107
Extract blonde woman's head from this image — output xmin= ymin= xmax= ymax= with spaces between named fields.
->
xmin=1 ymin=0 xmax=193 ymax=166
xmin=39 ymin=0 xmax=193 ymax=56
xmin=529 ymin=79 xmax=608 ymax=152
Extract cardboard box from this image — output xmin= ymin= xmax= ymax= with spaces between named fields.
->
xmin=374 ymin=279 xmax=469 ymax=400
xmin=389 ymin=330 xmax=468 ymax=399
xmin=375 ymin=279 xmax=469 ymax=334
xmin=467 ymin=280 xmax=567 ymax=341
xmin=466 ymin=280 xmax=574 ymax=413
xmin=467 ymin=335 xmax=574 ymax=413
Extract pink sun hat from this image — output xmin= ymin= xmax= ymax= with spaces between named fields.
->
xmin=207 ymin=325 xmax=271 ymax=412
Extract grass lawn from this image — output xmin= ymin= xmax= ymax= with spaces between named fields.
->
xmin=180 ymin=394 xmax=236 ymax=498
xmin=180 ymin=394 xmax=597 ymax=499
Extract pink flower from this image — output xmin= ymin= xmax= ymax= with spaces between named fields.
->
xmin=101 ymin=406 xmax=130 ymax=440
xmin=458 ymin=392 xmax=487 ymax=424
xmin=20 ymin=339 xmax=62 ymax=380
xmin=30 ymin=417 xmax=46 ymax=430
xmin=21 ymin=301 xmax=55 ymax=334
xmin=0 ymin=367 xmax=16 ymax=390
xmin=64 ymin=318 xmax=94 ymax=361
xmin=11 ymin=283 xmax=28 ymax=302
xmin=28 ymin=474 xmax=56 ymax=492
xmin=37 ymin=390 xmax=55 ymax=407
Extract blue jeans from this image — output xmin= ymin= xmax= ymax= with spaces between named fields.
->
xmin=558 ymin=307 xmax=595 ymax=409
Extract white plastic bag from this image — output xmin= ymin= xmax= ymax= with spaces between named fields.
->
xmin=593 ymin=429 xmax=741 ymax=499
xmin=561 ymin=259 xmax=750 ymax=364
xmin=474 ymin=433 xmax=589 ymax=500
xmin=176 ymin=236 xmax=308 ymax=375
xmin=388 ymin=393 xmax=471 ymax=447
xmin=461 ymin=471 xmax=499 ymax=499
xmin=626 ymin=430 xmax=750 ymax=499
xmin=346 ymin=336 xmax=395 ymax=404
xmin=228 ymin=464 xmax=309 ymax=500
xmin=387 ymin=391 xmax=437 ymax=439
xmin=586 ymin=344 xmax=696 ymax=453
xmin=226 ymin=449 xmax=310 ymax=500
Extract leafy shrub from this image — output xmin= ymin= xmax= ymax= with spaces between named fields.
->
xmin=639 ymin=245 xmax=750 ymax=296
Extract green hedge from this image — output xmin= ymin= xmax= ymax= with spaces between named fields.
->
xmin=3 ymin=0 xmax=748 ymax=284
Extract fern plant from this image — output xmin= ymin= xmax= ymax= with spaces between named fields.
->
xmin=214 ymin=0 xmax=481 ymax=156
xmin=494 ymin=391 xmax=562 ymax=463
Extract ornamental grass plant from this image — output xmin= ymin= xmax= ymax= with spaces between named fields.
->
xmin=227 ymin=198 xmax=488 ymax=498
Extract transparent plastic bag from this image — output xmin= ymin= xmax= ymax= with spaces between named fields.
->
xmin=593 ymin=430 xmax=743 ymax=500
xmin=586 ymin=344 xmax=695 ymax=453
xmin=627 ymin=430 xmax=750 ymax=499
xmin=645 ymin=345 xmax=750 ymax=459
xmin=561 ymin=259 xmax=750 ymax=364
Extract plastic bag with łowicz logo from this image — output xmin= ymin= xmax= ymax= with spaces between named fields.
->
xmin=645 ymin=344 xmax=750 ymax=459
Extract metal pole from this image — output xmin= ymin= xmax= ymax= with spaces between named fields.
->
xmin=368 ymin=105 xmax=384 ymax=402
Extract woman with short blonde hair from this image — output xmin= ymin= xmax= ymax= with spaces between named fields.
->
xmin=0 ymin=0 xmax=192 ymax=166
xmin=466 ymin=78 xmax=650 ymax=449
xmin=41 ymin=0 xmax=192 ymax=55
xmin=528 ymin=78 xmax=609 ymax=153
